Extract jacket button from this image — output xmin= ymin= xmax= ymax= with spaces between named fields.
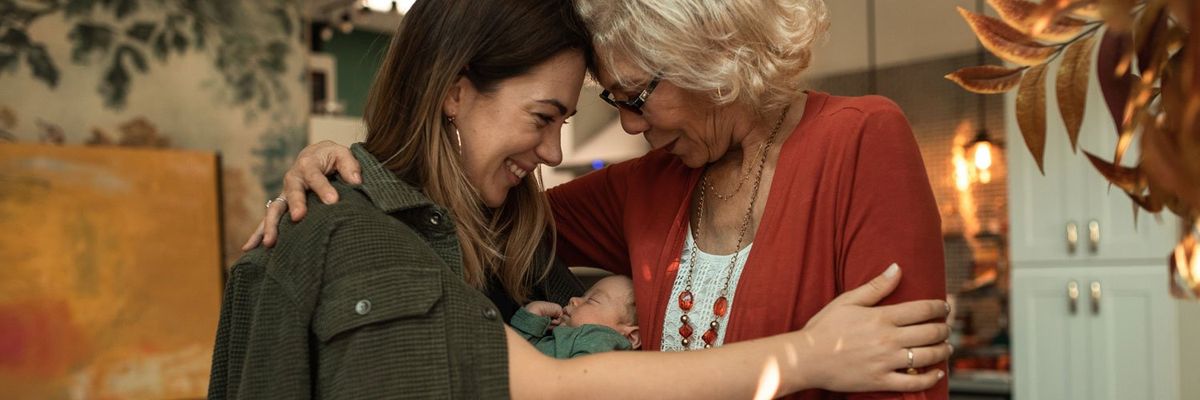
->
xmin=429 ymin=211 xmax=444 ymax=226
xmin=482 ymin=307 xmax=498 ymax=320
xmin=355 ymin=300 xmax=372 ymax=315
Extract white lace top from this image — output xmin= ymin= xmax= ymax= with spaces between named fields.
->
xmin=660 ymin=224 xmax=753 ymax=351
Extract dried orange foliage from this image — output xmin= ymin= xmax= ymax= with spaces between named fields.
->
xmin=1057 ymin=34 xmax=1097 ymax=152
xmin=958 ymin=7 xmax=1057 ymax=66
xmin=1016 ymin=63 xmax=1050 ymax=173
xmin=945 ymin=65 xmax=1027 ymax=93
xmin=947 ymin=0 xmax=1199 ymax=219
xmin=989 ymin=0 xmax=1088 ymax=41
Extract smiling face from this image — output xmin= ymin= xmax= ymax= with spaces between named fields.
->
xmin=595 ymin=56 xmax=741 ymax=169
xmin=444 ymin=50 xmax=586 ymax=207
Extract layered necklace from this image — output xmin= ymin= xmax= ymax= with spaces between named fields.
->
xmin=676 ymin=105 xmax=791 ymax=349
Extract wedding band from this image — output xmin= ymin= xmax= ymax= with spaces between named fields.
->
xmin=906 ymin=348 xmax=918 ymax=375
xmin=265 ymin=196 xmax=286 ymax=209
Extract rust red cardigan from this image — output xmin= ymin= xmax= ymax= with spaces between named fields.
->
xmin=548 ymin=92 xmax=948 ymax=399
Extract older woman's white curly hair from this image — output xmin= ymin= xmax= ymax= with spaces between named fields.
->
xmin=576 ymin=0 xmax=829 ymax=115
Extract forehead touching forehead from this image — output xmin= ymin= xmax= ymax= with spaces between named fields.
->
xmin=596 ymin=51 xmax=653 ymax=93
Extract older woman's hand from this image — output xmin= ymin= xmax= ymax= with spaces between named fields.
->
xmin=792 ymin=263 xmax=952 ymax=393
xmin=241 ymin=140 xmax=361 ymax=250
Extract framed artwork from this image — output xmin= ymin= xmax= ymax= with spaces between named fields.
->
xmin=0 ymin=143 xmax=223 ymax=399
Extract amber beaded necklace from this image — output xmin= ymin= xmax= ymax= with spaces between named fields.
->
xmin=676 ymin=105 xmax=790 ymax=349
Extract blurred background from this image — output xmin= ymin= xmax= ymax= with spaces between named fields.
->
xmin=1 ymin=1 xmax=1196 ymax=399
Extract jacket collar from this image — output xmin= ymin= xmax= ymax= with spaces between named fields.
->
xmin=351 ymin=143 xmax=434 ymax=214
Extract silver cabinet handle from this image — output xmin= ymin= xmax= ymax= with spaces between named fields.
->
xmin=1066 ymin=221 xmax=1079 ymax=255
xmin=1090 ymin=281 xmax=1102 ymax=315
xmin=1067 ymin=280 xmax=1080 ymax=315
xmin=1088 ymin=220 xmax=1100 ymax=254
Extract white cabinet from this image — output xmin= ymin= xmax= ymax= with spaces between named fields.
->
xmin=1005 ymin=59 xmax=1177 ymax=265
xmin=1006 ymin=47 xmax=1192 ymax=400
xmin=1012 ymin=266 xmax=1181 ymax=400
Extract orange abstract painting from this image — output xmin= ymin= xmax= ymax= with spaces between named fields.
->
xmin=0 ymin=143 xmax=222 ymax=399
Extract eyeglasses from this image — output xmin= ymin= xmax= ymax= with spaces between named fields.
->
xmin=598 ymin=76 xmax=660 ymax=115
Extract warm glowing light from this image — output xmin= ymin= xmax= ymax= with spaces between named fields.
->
xmin=973 ymin=141 xmax=993 ymax=170
xmin=953 ymin=155 xmax=970 ymax=192
xmin=360 ymin=0 xmax=415 ymax=13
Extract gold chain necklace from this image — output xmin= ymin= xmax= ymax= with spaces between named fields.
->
xmin=704 ymin=139 xmax=772 ymax=201
xmin=676 ymin=105 xmax=791 ymax=350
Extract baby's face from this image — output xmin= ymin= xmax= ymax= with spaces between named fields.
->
xmin=561 ymin=276 xmax=635 ymax=329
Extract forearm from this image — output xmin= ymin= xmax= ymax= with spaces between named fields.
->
xmin=507 ymin=327 xmax=817 ymax=399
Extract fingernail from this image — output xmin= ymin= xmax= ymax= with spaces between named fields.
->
xmin=944 ymin=301 xmax=951 ymax=314
xmin=884 ymin=263 xmax=899 ymax=278
xmin=352 ymin=172 xmax=362 ymax=183
xmin=948 ymin=343 xmax=954 ymax=354
xmin=937 ymin=370 xmax=945 ymax=379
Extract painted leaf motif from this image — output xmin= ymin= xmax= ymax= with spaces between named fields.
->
xmin=69 ymin=23 xmax=115 ymax=63
xmin=116 ymin=44 xmax=147 ymax=73
xmin=988 ymin=0 xmax=1088 ymax=42
xmin=1017 ymin=63 xmax=1049 ymax=174
xmin=25 ymin=44 xmax=59 ymax=88
xmin=125 ymin=22 xmax=156 ymax=43
xmin=0 ymin=52 xmax=17 ymax=71
xmin=945 ymin=65 xmax=1026 ymax=93
xmin=958 ymin=7 xmax=1056 ymax=66
xmin=108 ymin=0 xmax=138 ymax=19
xmin=100 ymin=56 xmax=130 ymax=108
xmin=1056 ymin=34 xmax=1097 ymax=152
xmin=64 ymin=0 xmax=98 ymax=18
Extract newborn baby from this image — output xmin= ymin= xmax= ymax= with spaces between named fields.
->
xmin=511 ymin=275 xmax=641 ymax=358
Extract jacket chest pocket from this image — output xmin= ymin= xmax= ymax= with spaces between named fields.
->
xmin=312 ymin=268 xmax=443 ymax=342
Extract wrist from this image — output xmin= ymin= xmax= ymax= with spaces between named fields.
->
xmin=776 ymin=330 xmax=821 ymax=394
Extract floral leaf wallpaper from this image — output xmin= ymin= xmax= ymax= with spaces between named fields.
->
xmin=0 ymin=0 xmax=308 ymax=266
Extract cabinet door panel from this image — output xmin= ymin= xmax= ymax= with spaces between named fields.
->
xmin=1006 ymin=86 xmax=1086 ymax=263
xmin=1012 ymin=268 xmax=1088 ymax=400
xmin=1086 ymin=267 xmax=1179 ymax=400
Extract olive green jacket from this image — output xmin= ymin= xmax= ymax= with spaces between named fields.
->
xmin=208 ymin=144 xmax=584 ymax=399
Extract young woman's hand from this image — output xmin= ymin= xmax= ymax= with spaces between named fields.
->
xmin=791 ymin=263 xmax=952 ymax=393
xmin=242 ymin=140 xmax=361 ymax=250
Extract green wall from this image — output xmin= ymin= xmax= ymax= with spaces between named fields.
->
xmin=322 ymin=29 xmax=391 ymax=117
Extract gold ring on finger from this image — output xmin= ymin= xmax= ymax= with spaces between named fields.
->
xmin=906 ymin=348 xmax=918 ymax=375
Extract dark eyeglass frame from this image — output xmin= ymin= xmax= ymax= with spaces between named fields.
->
xmin=599 ymin=76 xmax=661 ymax=115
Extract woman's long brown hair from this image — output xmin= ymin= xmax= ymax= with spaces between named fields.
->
xmin=362 ymin=0 xmax=594 ymax=301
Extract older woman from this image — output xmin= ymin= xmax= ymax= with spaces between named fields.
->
xmin=251 ymin=0 xmax=949 ymax=398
